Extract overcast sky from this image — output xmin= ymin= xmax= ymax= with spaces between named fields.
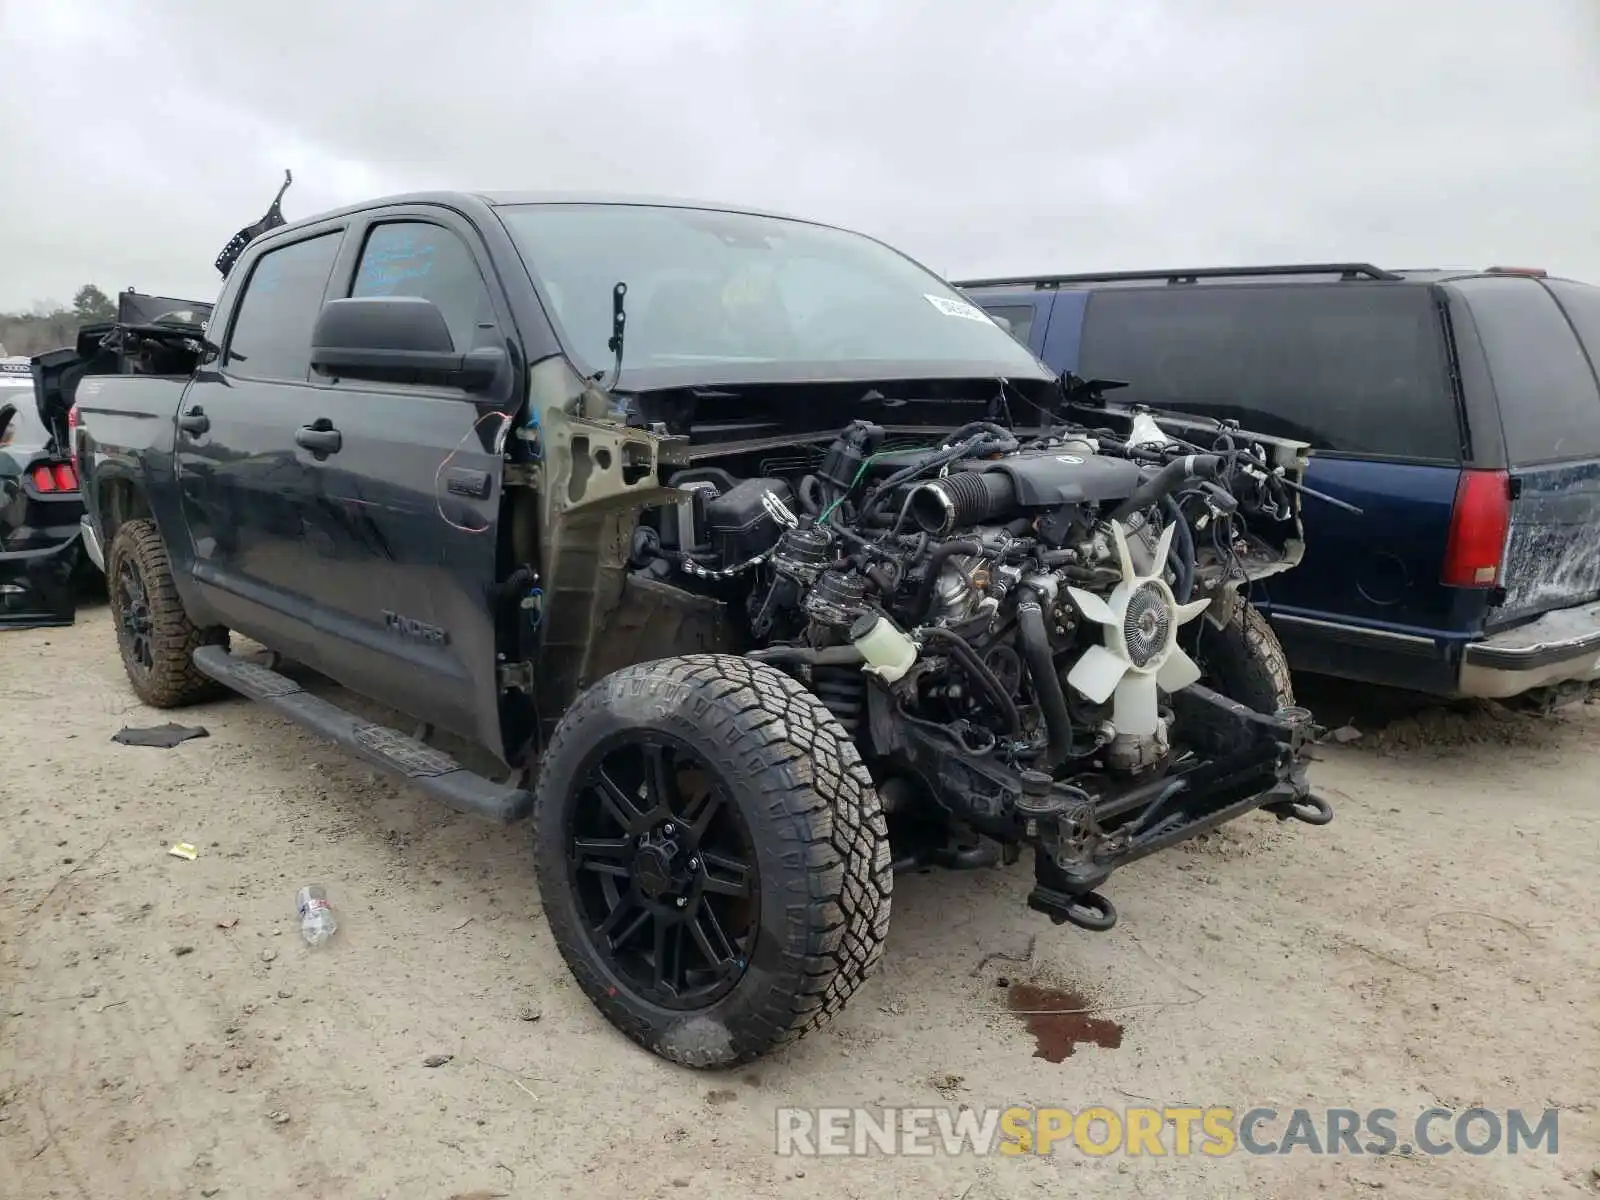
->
xmin=0 ymin=0 xmax=1595 ymax=311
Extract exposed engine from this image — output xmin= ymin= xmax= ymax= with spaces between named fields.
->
xmin=627 ymin=409 xmax=1330 ymax=929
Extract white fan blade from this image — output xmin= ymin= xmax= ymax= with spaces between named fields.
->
xmin=1112 ymin=671 xmax=1162 ymax=736
xmin=1153 ymin=522 xmax=1176 ymax=575
xmin=1109 ymin=520 xmax=1136 ymax=583
xmin=1157 ymin=645 xmax=1204 ymax=693
xmin=1067 ymin=586 xmax=1118 ymax=627
xmin=1066 ymin=643 xmax=1127 ymax=705
xmin=1173 ymin=596 xmax=1212 ymax=625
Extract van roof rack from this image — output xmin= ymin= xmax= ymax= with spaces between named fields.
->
xmin=953 ymin=263 xmax=1403 ymax=289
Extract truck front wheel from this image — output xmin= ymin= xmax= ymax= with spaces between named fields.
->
xmin=106 ymin=518 xmax=227 ymax=707
xmin=1185 ymin=599 xmax=1295 ymax=714
xmin=532 ymin=653 xmax=893 ymax=1067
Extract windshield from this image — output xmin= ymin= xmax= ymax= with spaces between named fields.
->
xmin=496 ymin=203 xmax=1051 ymax=388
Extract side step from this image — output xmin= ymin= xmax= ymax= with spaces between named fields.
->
xmin=192 ymin=646 xmax=531 ymax=823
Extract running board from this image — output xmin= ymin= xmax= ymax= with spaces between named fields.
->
xmin=192 ymin=646 xmax=531 ymax=823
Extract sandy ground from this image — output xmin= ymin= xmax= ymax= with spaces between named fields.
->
xmin=2 ymin=601 xmax=1597 ymax=1200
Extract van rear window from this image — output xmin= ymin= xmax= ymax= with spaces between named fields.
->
xmin=1077 ymin=284 xmax=1461 ymax=461
xmin=1452 ymin=276 xmax=1600 ymax=464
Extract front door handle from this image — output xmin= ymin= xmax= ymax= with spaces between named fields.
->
xmin=178 ymin=406 xmax=210 ymax=435
xmin=295 ymin=419 xmax=342 ymax=456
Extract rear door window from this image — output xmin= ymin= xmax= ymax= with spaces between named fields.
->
xmin=1076 ymin=283 xmax=1461 ymax=461
xmin=224 ymin=232 xmax=344 ymax=382
xmin=1452 ymin=276 xmax=1600 ymax=464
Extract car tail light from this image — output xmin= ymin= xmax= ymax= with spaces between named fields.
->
xmin=29 ymin=463 xmax=78 ymax=493
xmin=1441 ymin=469 xmax=1511 ymax=587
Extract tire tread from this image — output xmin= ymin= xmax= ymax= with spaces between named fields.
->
xmin=532 ymin=653 xmax=893 ymax=1067
xmin=106 ymin=519 xmax=226 ymax=708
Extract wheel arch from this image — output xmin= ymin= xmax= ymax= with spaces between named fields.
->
xmin=96 ymin=470 xmax=154 ymax=547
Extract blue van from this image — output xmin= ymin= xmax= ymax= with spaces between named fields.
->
xmin=957 ymin=264 xmax=1600 ymax=703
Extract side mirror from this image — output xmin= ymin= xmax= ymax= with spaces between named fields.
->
xmin=310 ymin=296 xmax=503 ymax=391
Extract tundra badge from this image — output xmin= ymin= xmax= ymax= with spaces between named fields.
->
xmin=382 ymin=610 xmax=449 ymax=645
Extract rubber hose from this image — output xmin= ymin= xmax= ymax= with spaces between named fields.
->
xmin=942 ymin=421 xmax=1019 ymax=455
xmin=494 ymin=565 xmax=537 ymax=603
xmin=1108 ymin=454 xmax=1223 ymax=524
xmin=1017 ymin=588 xmax=1073 ymax=769
xmin=1161 ymin=494 xmax=1196 ymax=603
xmin=923 ymin=627 xmax=1022 ymax=736
xmin=797 ymin=474 xmax=824 ymax=516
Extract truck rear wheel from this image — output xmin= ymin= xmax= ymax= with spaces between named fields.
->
xmin=106 ymin=518 xmax=227 ymax=708
xmin=532 ymin=653 xmax=893 ymax=1068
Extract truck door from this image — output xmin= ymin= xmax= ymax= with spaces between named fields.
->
xmin=175 ymin=222 xmax=351 ymax=652
xmin=289 ymin=207 xmax=520 ymax=757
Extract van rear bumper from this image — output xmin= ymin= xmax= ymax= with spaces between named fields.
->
xmin=1459 ymin=600 xmax=1600 ymax=699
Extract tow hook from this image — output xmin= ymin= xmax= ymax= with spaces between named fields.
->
xmin=1271 ymin=793 xmax=1335 ymax=826
xmin=1027 ymin=885 xmax=1119 ymax=932
xmin=1017 ymin=770 xmax=1120 ymax=932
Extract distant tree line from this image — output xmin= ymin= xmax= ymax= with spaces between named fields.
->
xmin=0 ymin=285 xmax=117 ymax=357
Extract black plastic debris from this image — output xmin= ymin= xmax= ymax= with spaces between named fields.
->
xmin=111 ymin=723 xmax=210 ymax=749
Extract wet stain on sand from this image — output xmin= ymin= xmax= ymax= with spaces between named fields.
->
xmin=1005 ymin=981 xmax=1123 ymax=1063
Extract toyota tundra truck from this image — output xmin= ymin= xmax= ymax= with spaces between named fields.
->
xmin=41 ymin=191 xmax=1330 ymax=1066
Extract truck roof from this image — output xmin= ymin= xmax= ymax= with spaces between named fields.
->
xmin=261 ymin=190 xmax=816 ymax=238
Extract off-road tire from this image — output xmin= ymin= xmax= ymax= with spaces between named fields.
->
xmin=106 ymin=518 xmax=227 ymax=708
xmin=532 ymin=653 xmax=893 ymax=1068
xmin=1187 ymin=599 xmax=1294 ymax=714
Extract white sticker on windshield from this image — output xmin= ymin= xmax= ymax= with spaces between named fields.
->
xmin=924 ymin=294 xmax=993 ymax=323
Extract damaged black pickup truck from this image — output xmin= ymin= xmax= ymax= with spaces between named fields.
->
xmin=50 ymin=192 xmax=1333 ymax=1066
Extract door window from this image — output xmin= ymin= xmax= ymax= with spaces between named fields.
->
xmin=224 ymin=232 xmax=343 ymax=381
xmin=350 ymin=221 xmax=496 ymax=353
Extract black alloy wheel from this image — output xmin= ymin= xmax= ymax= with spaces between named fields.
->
xmin=533 ymin=654 xmax=893 ymax=1068
xmin=104 ymin=519 xmax=227 ymax=707
xmin=114 ymin=551 xmax=155 ymax=680
xmin=567 ymin=735 xmax=758 ymax=1009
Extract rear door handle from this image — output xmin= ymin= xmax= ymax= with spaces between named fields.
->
xmin=178 ymin=406 xmax=210 ymax=435
xmin=295 ymin=419 xmax=342 ymax=456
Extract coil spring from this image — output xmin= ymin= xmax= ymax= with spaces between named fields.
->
xmin=811 ymin=664 xmax=866 ymax=737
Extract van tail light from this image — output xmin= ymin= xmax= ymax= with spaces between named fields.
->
xmin=29 ymin=463 xmax=79 ymax=493
xmin=1441 ymin=469 xmax=1511 ymax=587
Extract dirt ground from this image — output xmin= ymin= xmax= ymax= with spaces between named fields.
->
xmin=3 ymin=601 xmax=1597 ymax=1199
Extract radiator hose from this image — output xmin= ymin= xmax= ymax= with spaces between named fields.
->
xmin=1017 ymin=586 xmax=1073 ymax=769
xmin=1108 ymin=454 xmax=1223 ymax=524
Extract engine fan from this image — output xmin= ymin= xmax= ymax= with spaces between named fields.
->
xmin=1065 ymin=520 xmax=1211 ymax=735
